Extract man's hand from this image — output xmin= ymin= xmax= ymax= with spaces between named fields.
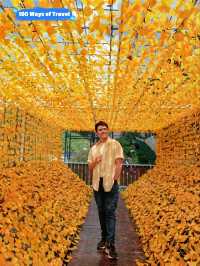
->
xmin=89 ymin=155 xmax=102 ymax=172
xmin=94 ymin=155 xmax=102 ymax=167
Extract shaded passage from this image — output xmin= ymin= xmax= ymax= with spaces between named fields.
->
xmin=68 ymin=193 xmax=147 ymax=266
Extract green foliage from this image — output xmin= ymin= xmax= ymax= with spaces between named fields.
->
xmin=62 ymin=131 xmax=156 ymax=164
xmin=118 ymin=132 xmax=156 ymax=164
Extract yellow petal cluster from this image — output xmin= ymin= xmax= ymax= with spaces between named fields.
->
xmin=0 ymin=0 xmax=199 ymax=131
xmin=122 ymin=109 xmax=200 ymax=265
xmin=0 ymin=101 xmax=62 ymax=168
xmin=0 ymin=160 xmax=92 ymax=265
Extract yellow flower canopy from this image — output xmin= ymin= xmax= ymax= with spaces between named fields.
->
xmin=0 ymin=0 xmax=199 ymax=132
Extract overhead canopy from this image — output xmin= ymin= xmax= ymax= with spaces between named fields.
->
xmin=0 ymin=0 xmax=199 ymax=132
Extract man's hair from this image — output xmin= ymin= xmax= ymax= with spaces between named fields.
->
xmin=95 ymin=121 xmax=109 ymax=132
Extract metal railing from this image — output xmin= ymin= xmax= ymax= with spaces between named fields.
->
xmin=65 ymin=162 xmax=154 ymax=187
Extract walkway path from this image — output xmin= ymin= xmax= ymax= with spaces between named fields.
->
xmin=68 ymin=193 xmax=147 ymax=266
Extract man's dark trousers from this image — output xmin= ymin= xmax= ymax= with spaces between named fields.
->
xmin=93 ymin=177 xmax=119 ymax=244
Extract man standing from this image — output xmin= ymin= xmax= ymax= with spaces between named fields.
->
xmin=87 ymin=121 xmax=124 ymax=260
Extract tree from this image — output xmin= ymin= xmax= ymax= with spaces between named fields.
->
xmin=118 ymin=132 xmax=156 ymax=164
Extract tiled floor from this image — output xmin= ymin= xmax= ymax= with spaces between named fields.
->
xmin=68 ymin=193 xmax=147 ymax=266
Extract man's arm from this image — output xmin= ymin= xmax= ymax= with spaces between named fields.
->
xmin=113 ymin=141 xmax=124 ymax=181
xmin=113 ymin=158 xmax=123 ymax=181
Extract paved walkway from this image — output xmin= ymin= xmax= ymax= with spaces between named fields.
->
xmin=68 ymin=193 xmax=147 ymax=266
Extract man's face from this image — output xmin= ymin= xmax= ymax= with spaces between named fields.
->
xmin=96 ymin=125 xmax=109 ymax=139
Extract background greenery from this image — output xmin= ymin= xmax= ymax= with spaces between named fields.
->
xmin=62 ymin=132 xmax=156 ymax=164
xmin=118 ymin=132 xmax=156 ymax=164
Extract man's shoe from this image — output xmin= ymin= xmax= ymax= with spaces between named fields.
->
xmin=104 ymin=242 xmax=118 ymax=260
xmin=97 ymin=239 xmax=106 ymax=250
